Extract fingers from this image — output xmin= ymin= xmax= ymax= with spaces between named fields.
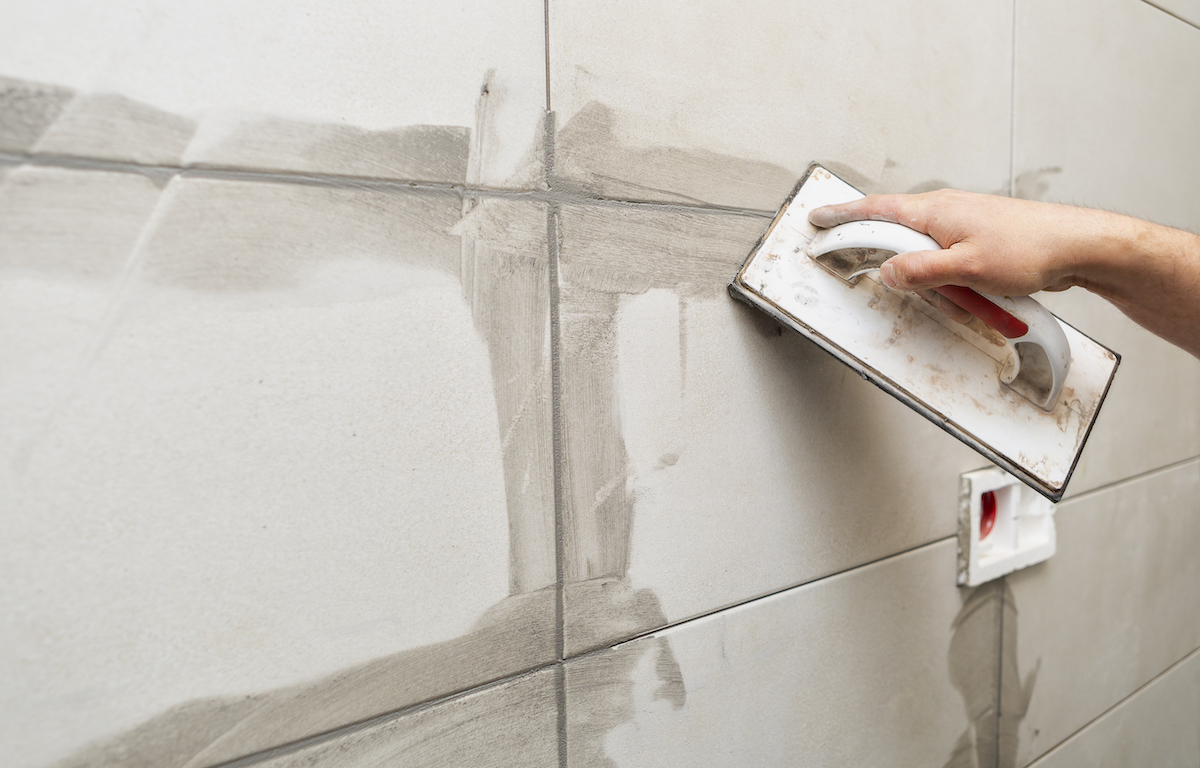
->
xmin=808 ymin=194 xmax=931 ymax=230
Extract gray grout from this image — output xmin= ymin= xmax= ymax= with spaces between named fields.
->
xmin=0 ymin=150 xmax=773 ymax=219
xmin=1140 ymin=0 xmax=1200 ymax=31
xmin=1008 ymin=0 xmax=1018 ymax=199
xmin=995 ymin=577 xmax=1006 ymax=768
xmin=206 ymin=665 xmax=558 ymax=768
xmin=544 ymin=108 xmax=571 ymax=768
xmin=134 ymin=452 xmax=1200 ymax=766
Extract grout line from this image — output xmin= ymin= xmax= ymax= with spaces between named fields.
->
xmin=1058 ymin=454 xmax=1200 ymax=506
xmin=555 ymin=662 xmax=568 ymax=768
xmin=544 ymin=105 xmax=570 ymax=768
xmin=208 ymin=665 xmax=560 ymax=768
xmin=0 ymin=150 xmax=773 ymax=218
xmin=566 ymin=534 xmax=957 ymax=663
xmin=1007 ymin=0 xmax=1018 ymax=198
xmin=544 ymin=0 xmax=552 ymax=112
xmin=994 ymin=577 xmax=1005 ymax=768
xmin=1024 ymin=645 xmax=1200 ymax=767
xmin=1140 ymin=0 xmax=1200 ymax=31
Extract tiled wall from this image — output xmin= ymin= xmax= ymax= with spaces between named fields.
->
xmin=2 ymin=1 xmax=1197 ymax=767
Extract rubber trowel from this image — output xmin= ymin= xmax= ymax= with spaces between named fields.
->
xmin=729 ymin=164 xmax=1119 ymax=501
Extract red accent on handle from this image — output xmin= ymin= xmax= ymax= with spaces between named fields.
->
xmin=934 ymin=285 xmax=1029 ymax=339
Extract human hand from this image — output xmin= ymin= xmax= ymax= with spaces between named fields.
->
xmin=808 ymin=189 xmax=1200 ymax=357
xmin=807 ymin=190 xmax=1102 ymax=297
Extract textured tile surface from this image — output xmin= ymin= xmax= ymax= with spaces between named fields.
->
xmin=565 ymin=539 xmax=1002 ymax=767
xmin=0 ymin=169 xmax=554 ymax=768
xmin=0 ymin=0 xmax=545 ymax=185
xmin=549 ymin=0 xmax=1013 ymax=210
xmin=1001 ymin=460 xmax=1200 ymax=766
xmin=1142 ymin=0 xmax=1200 ymax=27
xmin=1014 ymin=0 xmax=1200 ymax=494
xmin=1029 ymin=649 xmax=1200 ymax=768
xmin=557 ymin=203 xmax=984 ymax=654
xmin=254 ymin=669 xmax=559 ymax=768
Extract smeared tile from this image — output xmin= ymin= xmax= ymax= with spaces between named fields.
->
xmin=185 ymin=115 xmax=470 ymax=183
xmin=550 ymin=0 xmax=1012 ymax=209
xmin=134 ymin=177 xmax=461 ymax=291
xmin=565 ymin=540 xmax=999 ymax=767
xmin=0 ymin=165 xmax=163 ymax=278
xmin=0 ymin=76 xmax=73 ymax=152
xmin=554 ymin=102 xmax=796 ymax=209
xmin=1029 ymin=649 xmax=1200 ymax=768
xmin=1002 ymin=460 xmax=1200 ymax=766
xmin=34 ymin=92 xmax=196 ymax=166
xmin=557 ymin=203 xmax=985 ymax=654
xmin=253 ymin=668 xmax=559 ymax=768
xmin=3 ymin=175 xmax=555 ymax=767
xmin=51 ymin=589 xmax=555 ymax=768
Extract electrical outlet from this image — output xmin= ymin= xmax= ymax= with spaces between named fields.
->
xmin=957 ymin=466 xmax=1056 ymax=587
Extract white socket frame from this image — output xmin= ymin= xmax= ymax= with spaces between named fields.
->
xmin=958 ymin=466 xmax=1056 ymax=587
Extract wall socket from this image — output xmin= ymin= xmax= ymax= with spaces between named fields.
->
xmin=957 ymin=466 xmax=1056 ymax=587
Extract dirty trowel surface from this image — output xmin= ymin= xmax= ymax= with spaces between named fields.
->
xmin=730 ymin=165 xmax=1119 ymax=501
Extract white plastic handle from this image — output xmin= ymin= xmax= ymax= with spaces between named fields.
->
xmin=807 ymin=220 xmax=1071 ymax=411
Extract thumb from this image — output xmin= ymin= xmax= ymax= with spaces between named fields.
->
xmin=880 ymin=249 xmax=965 ymax=290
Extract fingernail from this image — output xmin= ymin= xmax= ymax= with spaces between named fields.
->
xmin=880 ymin=260 xmax=898 ymax=288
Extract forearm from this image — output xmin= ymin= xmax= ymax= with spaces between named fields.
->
xmin=1070 ymin=212 xmax=1200 ymax=357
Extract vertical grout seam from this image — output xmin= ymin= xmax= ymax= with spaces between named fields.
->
xmin=1008 ymin=0 xmax=1018 ymax=198
xmin=543 ymin=102 xmax=569 ymax=766
xmin=544 ymin=0 xmax=552 ymax=112
xmin=994 ymin=577 xmax=1006 ymax=768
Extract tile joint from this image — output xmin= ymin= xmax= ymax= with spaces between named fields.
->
xmin=0 ymin=150 xmax=773 ymax=218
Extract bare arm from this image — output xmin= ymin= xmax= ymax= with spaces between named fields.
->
xmin=809 ymin=190 xmax=1200 ymax=358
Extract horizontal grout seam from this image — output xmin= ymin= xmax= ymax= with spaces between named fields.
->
xmin=0 ymin=150 xmax=773 ymax=218
xmin=1059 ymin=454 xmax=1200 ymax=505
xmin=1023 ymin=644 xmax=1200 ymax=767
xmin=566 ymin=533 xmax=957 ymax=663
xmin=207 ymin=662 xmax=566 ymax=768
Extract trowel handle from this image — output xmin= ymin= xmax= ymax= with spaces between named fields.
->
xmin=935 ymin=286 xmax=1072 ymax=409
xmin=809 ymin=220 xmax=1071 ymax=410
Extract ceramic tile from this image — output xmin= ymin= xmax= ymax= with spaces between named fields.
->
xmin=1000 ymin=460 xmax=1200 ymax=767
xmin=1142 ymin=0 xmax=1200 ymax=27
xmin=1036 ymin=289 xmax=1200 ymax=498
xmin=1013 ymin=0 xmax=1200 ymax=494
xmin=0 ymin=170 xmax=554 ymax=768
xmin=0 ymin=0 xmax=545 ymax=185
xmin=565 ymin=538 xmax=1002 ymax=767
xmin=549 ymin=0 xmax=1013 ymax=210
xmin=251 ymin=669 xmax=559 ymax=768
xmin=1029 ymin=649 xmax=1200 ymax=768
xmin=557 ymin=203 xmax=985 ymax=655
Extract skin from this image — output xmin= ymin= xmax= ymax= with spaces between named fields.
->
xmin=809 ymin=190 xmax=1200 ymax=358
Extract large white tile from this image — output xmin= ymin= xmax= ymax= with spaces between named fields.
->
xmin=253 ymin=669 xmax=559 ymax=768
xmin=557 ymin=203 xmax=986 ymax=654
xmin=0 ymin=0 xmax=545 ymax=185
xmin=0 ymin=170 xmax=554 ymax=767
xmin=1036 ymin=288 xmax=1200 ymax=497
xmin=1029 ymin=650 xmax=1200 ymax=768
xmin=566 ymin=539 xmax=1002 ymax=767
xmin=1000 ymin=460 xmax=1200 ymax=766
xmin=1142 ymin=0 xmax=1200 ymax=28
xmin=549 ymin=0 xmax=1012 ymax=210
xmin=1014 ymin=0 xmax=1200 ymax=493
